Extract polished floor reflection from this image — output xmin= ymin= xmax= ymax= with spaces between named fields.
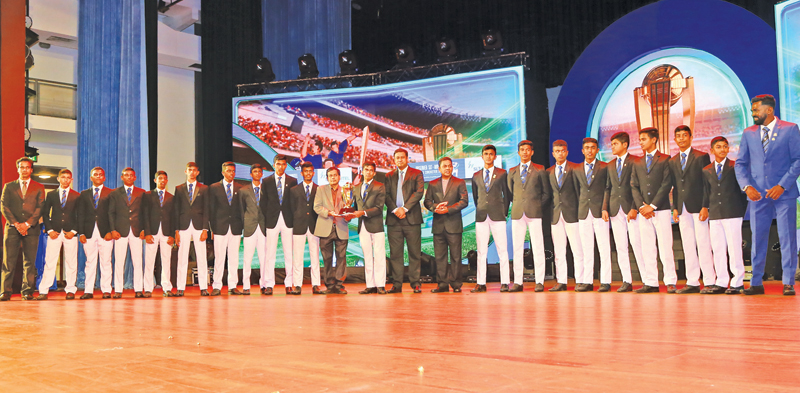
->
xmin=0 ymin=281 xmax=798 ymax=392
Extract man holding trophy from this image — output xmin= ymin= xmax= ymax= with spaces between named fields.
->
xmin=313 ymin=167 xmax=353 ymax=294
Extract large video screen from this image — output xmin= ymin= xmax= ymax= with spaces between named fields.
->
xmin=232 ymin=66 xmax=526 ymax=267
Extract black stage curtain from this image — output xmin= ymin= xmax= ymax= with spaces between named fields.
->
xmin=199 ymin=0 xmax=262 ymax=184
xmin=145 ymin=0 xmax=158 ymax=190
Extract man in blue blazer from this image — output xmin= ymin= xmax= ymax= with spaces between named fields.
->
xmin=735 ymin=94 xmax=800 ymax=296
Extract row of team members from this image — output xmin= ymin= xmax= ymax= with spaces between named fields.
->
xmin=2 ymin=94 xmax=797 ymax=299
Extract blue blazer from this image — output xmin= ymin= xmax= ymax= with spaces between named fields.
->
xmin=735 ymin=118 xmax=800 ymax=200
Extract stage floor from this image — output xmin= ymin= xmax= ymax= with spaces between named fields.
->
xmin=1 ymin=281 xmax=798 ymax=392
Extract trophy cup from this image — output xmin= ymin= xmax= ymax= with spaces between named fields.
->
xmin=339 ymin=182 xmax=356 ymax=216
xmin=423 ymin=123 xmax=463 ymax=161
xmin=633 ymin=64 xmax=695 ymax=154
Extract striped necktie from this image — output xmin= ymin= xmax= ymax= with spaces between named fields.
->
xmin=557 ymin=165 xmax=564 ymax=188
xmin=484 ymin=169 xmax=490 ymax=193
xmin=363 ymin=182 xmax=369 ymax=200
xmin=617 ymin=157 xmax=622 ymax=180
xmin=188 ymin=183 xmax=194 ymax=203
xmin=586 ymin=163 xmax=593 ymax=185
xmin=646 ymin=154 xmax=653 ymax=173
xmin=762 ymin=127 xmax=770 ymax=153
xmin=277 ymin=178 xmax=283 ymax=204
xmin=680 ymin=152 xmax=687 ymax=171
xmin=126 ymin=187 xmax=132 ymax=204
xmin=61 ymin=189 xmax=67 ymax=208
xmin=716 ymin=163 xmax=723 ymax=180
xmin=255 ymin=186 xmax=260 ymax=206
xmin=305 ymin=184 xmax=310 ymax=201
xmin=521 ymin=164 xmax=528 ymax=185
xmin=226 ymin=183 xmax=232 ymax=205
xmin=159 ymin=190 xmax=164 ymax=207
xmin=93 ymin=187 xmax=100 ymax=208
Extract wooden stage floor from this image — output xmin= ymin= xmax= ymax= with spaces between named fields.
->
xmin=1 ymin=281 xmax=798 ymax=392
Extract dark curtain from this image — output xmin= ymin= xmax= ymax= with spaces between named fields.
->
xmin=199 ymin=0 xmax=262 ymax=184
xmin=145 ymin=0 xmax=158 ymax=190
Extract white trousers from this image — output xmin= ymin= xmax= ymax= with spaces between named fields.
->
xmin=39 ymin=231 xmax=78 ymax=294
xmin=609 ymin=207 xmax=640 ymax=284
xmin=114 ymin=229 xmax=143 ymax=293
xmin=177 ymin=224 xmax=207 ymax=290
xmin=511 ymin=215 xmax=545 ymax=284
xmin=678 ymin=205 xmax=715 ymax=286
xmin=551 ymin=214 xmax=582 ymax=284
xmin=709 ymin=218 xmax=745 ymax=288
xmin=292 ymin=230 xmax=321 ymax=287
xmin=578 ymin=211 xmax=612 ymax=284
xmin=359 ymin=227 xmax=386 ymax=288
xmin=83 ymin=225 xmax=114 ymax=293
xmin=638 ymin=209 xmax=676 ymax=286
xmin=212 ymin=229 xmax=241 ymax=291
xmin=241 ymin=226 xmax=265 ymax=289
xmin=264 ymin=215 xmax=292 ymax=288
xmin=476 ymin=218 xmax=509 ymax=285
xmin=145 ymin=226 xmax=172 ymax=292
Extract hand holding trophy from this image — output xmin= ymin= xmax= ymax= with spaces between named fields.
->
xmin=340 ymin=182 xmax=356 ymax=220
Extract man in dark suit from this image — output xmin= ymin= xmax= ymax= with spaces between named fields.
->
xmin=0 ymin=157 xmax=45 ymax=301
xmin=384 ymin=148 xmax=425 ymax=293
xmin=602 ymin=132 xmax=642 ymax=293
xmin=108 ymin=167 xmax=146 ymax=298
xmin=36 ymin=169 xmax=80 ymax=300
xmin=173 ymin=162 xmax=210 ymax=297
xmin=631 ymin=127 xmax=676 ymax=293
xmin=239 ymin=164 xmax=266 ymax=295
xmin=548 ymin=140 xmax=583 ymax=292
xmin=423 ymin=157 xmax=469 ymax=293
xmin=351 ymin=162 xmax=387 ymax=294
xmin=702 ymin=136 xmax=748 ymax=294
xmin=314 ymin=167 xmax=350 ymax=294
xmin=471 ymin=145 xmax=511 ymax=293
xmin=508 ymin=140 xmax=551 ymax=292
xmin=288 ymin=162 xmax=324 ymax=294
xmin=736 ymin=94 xmax=800 ymax=296
xmin=143 ymin=170 xmax=174 ymax=297
xmin=77 ymin=167 xmax=114 ymax=299
xmin=669 ymin=125 xmax=713 ymax=294
xmin=575 ymin=138 xmax=610 ymax=292
xmin=261 ymin=154 xmax=297 ymax=295
xmin=208 ymin=162 xmax=243 ymax=296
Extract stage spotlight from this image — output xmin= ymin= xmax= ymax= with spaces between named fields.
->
xmin=435 ymin=38 xmax=457 ymax=63
xmin=26 ymin=28 xmax=39 ymax=48
xmin=338 ymin=50 xmax=360 ymax=75
xmin=25 ymin=47 xmax=34 ymax=71
xmin=254 ymin=57 xmax=275 ymax=83
xmin=297 ymin=53 xmax=319 ymax=79
xmin=481 ymin=29 xmax=505 ymax=56
xmin=392 ymin=44 xmax=417 ymax=69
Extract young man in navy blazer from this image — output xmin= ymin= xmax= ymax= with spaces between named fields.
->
xmin=143 ymin=171 xmax=174 ymax=297
xmin=77 ymin=167 xmax=114 ymax=299
xmin=575 ymin=138 xmax=611 ymax=292
xmin=261 ymin=155 xmax=297 ymax=295
xmin=37 ymin=169 xmax=80 ymax=300
xmin=548 ymin=140 xmax=583 ymax=292
xmin=352 ymin=162 xmax=388 ymax=294
xmin=108 ymin=167 xmax=146 ymax=298
xmin=173 ymin=162 xmax=210 ymax=297
xmin=735 ymin=94 xmax=800 ymax=296
xmin=208 ymin=162 xmax=243 ymax=296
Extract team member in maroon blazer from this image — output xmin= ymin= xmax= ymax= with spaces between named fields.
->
xmin=108 ymin=167 xmax=147 ymax=298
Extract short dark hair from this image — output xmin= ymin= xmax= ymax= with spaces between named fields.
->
xmin=250 ymin=163 xmax=263 ymax=173
xmin=751 ymin=94 xmax=776 ymax=108
xmin=710 ymin=136 xmax=729 ymax=148
xmin=300 ymin=162 xmax=315 ymax=171
xmin=517 ymin=140 xmax=533 ymax=150
xmin=122 ymin=167 xmax=135 ymax=175
xmin=154 ymin=170 xmax=168 ymax=178
xmin=639 ymin=127 xmax=659 ymax=141
xmin=582 ymin=137 xmax=599 ymax=147
xmin=363 ymin=162 xmax=376 ymax=171
xmin=58 ymin=169 xmax=73 ymax=177
xmin=674 ymin=125 xmax=692 ymax=137
xmin=393 ymin=148 xmax=408 ymax=158
xmin=221 ymin=161 xmax=236 ymax=170
xmin=326 ymin=167 xmax=340 ymax=176
xmin=328 ymin=140 xmax=338 ymax=148
xmin=185 ymin=162 xmax=199 ymax=169
xmin=313 ymin=139 xmax=323 ymax=150
xmin=274 ymin=155 xmax=287 ymax=164
xmin=438 ymin=156 xmax=452 ymax=167
xmin=610 ymin=132 xmax=629 ymax=146
xmin=482 ymin=144 xmax=497 ymax=154
xmin=90 ymin=166 xmax=105 ymax=175
xmin=16 ymin=157 xmax=33 ymax=168
xmin=552 ymin=140 xmax=568 ymax=149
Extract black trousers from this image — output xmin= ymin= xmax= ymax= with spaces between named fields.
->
xmin=387 ymin=224 xmax=421 ymax=288
xmin=433 ymin=231 xmax=462 ymax=289
xmin=2 ymin=225 xmax=40 ymax=295
xmin=319 ymin=228 xmax=347 ymax=288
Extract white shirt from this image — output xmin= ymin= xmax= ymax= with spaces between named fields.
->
xmin=393 ymin=168 xmax=409 ymax=213
xmin=715 ymin=157 xmax=727 ymax=167
xmin=274 ymin=174 xmax=285 ymax=190
xmin=584 ymin=159 xmax=597 ymax=176
xmin=482 ymin=166 xmax=495 ymax=181
xmin=124 ymin=185 xmax=134 ymax=196
xmin=51 ymin=187 xmax=77 ymax=234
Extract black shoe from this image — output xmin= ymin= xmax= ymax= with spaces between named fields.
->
xmin=453 ymin=288 xmax=462 ymax=293
xmin=700 ymin=285 xmax=716 ymax=294
xmin=65 ymin=293 xmax=75 ymax=300
xmin=549 ymin=283 xmax=567 ymax=292
xmin=176 ymin=290 xmax=185 ymax=297
xmin=327 ymin=286 xmax=346 ymax=294
xmin=260 ymin=287 xmax=266 ymax=295
xmin=676 ymin=285 xmax=700 ymax=294
xmin=143 ymin=292 xmax=152 ymax=298
xmin=21 ymin=294 xmax=35 ymax=301
xmin=412 ymin=285 xmax=421 ymax=293
xmin=783 ymin=285 xmax=795 ymax=296
xmin=574 ymin=284 xmax=584 ymax=292
xmin=534 ymin=283 xmax=544 ymax=292
xmin=705 ymin=286 xmax=727 ymax=294
xmin=431 ymin=286 xmax=449 ymax=293
xmin=135 ymin=292 xmax=144 ymax=298
xmin=285 ymin=287 xmax=293 ymax=295
xmin=377 ymin=287 xmax=387 ymax=294
xmin=743 ymin=285 xmax=765 ymax=295
xmin=509 ymin=284 xmax=523 ymax=292
xmin=200 ymin=290 xmax=210 ymax=296
xmin=617 ymin=282 xmax=633 ymax=292
xmin=0 ymin=293 xmax=10 ymax=301
xmin=102 ymin=293 xmax=112 ymax=299
xmin=262 ymin=287 xmax=273 ymax=295
xmin=387 ymin=285 xmax=402 ymax=294
xmin=500 ymin=284 xmax=509 ymax=292
xmin=112 ymin=292 xmax=122 ymax=299
xmin=598 ymin=284 xmax=611 ymax=292
xmin=80 ymin=293 xmax=94 ymax=300
xmin=666 ymin=285 xmax=677 ymax=294
xmin=210 ymin=289 xmax=221 ymax=296
xmin=312 ymin=285 xmax=326 ymax=295
xmin=635 ymin=285 xmax=659 ymax=293
xmin=242 ymin=289 xmax=251 ymax=295
xmin=163 ymin=290 xmax=174 ymax=297
xmin=576 ymin=284 xmax=593 ymax=292
xmin=293 ymin=286 xmax=302 ymax=295
xmin=470 ymin=284 xmax=487 ymax=293
xmin=34 ymin=294 xmax=48 ymax=300
xmin=359 ymin=287 xmax=378 ymax=294
xmin=229 ymin=288 xmax=243 ymax=295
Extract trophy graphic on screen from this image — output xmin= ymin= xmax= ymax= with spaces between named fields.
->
xmin=423 ymin=123 xmax=463 ymax=161
xmin=633 ymin=65 xmax=695 ymax=153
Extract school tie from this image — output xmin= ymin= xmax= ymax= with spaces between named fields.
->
xmin=521 ymin=164 xmax=528 ymax=185
xmin=716 ymin=163 xmax=723 ymax=180
xmin=484 ymin=169 xmax=490 ymax=193
xmin=557 ymin=165 xmax=564 ymax=188
xmin=226 ymin=183 xmax=232 ymax=205
xmin=93 ymin=187 xmax=100 ymax=208
xmin=126 ymin=187 xmax=132 ymax=204
xmin=762 ymin=127 xmax=770 ymax=153
xmin=255 ymin=187 xmax=260 ymax=206
xmin=363 ymin=182 xmax=369 ymax=200
xmin=188 ymin=183 xmax=194 ymax=203
xmin=305 ymin=184 xmax=310 ymax=201
xmin=21 ymin=181 xmax=28 ymax=197
xmin=646 ymin=154 xmax=653 ymax=173
xmin=396 ymin=171 xmax=405 ymax=208
xmin=277 ymin=178 xmax=283 ymax=204
xmin=617 ymin=157 xmax=623 ymax=180
xmin=158 ymin=190 xmax=164 ymax=207
xmin=61 ymin=189 xmax=67 ymax=208
xmin=680 ymin=152 xmax=687 ymax=171
xmin=586 ymin=163 xmax=593 ymax=185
